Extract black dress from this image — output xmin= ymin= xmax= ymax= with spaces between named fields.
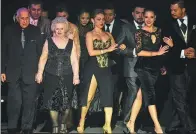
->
xmin=42 ymin=38 xmax=77 ymax=112
xmin=134 ymin=28 xmax=164 ymax=107
xmin=80 ymin=38 xmax=114 ymax=108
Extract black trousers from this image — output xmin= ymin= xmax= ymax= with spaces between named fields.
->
xmin=168 ymin=69 xmax=195 ymax=131
xmin=112 ymin=74 xmax=127 ymax=117
xmin=189 ymin=74 xmax=196 ymax=122
xmin=7 ymin=78 xmax=37 ymax=130
xmin=123 ymin=77 xmax=139 ymax=123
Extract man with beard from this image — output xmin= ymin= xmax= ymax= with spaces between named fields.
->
xmin=164 ymin=1 xmax=196 ymax=133
xmin=116 ymin=5 xmax=145 ymax=132
xmin=103 ymin=3 xmax=126 ymax=123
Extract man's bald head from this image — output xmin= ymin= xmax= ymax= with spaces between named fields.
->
xmin=16 ymin=8 xmax=30 ymax=28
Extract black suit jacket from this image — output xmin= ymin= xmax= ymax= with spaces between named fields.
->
xmin=2 ymin=24 xmax=42 ymax=84
xmin=163 ymin=17 xmax=195 ymax=74
xmin=37 ymin=17 xmax=51 ymax=44
xmin=116 ymin=21 xmax=138 ymax=77
xmin=105 ymin=19 xmax=124 ymax=75
xmin=187 ymin=28 xmax=196 ymax=75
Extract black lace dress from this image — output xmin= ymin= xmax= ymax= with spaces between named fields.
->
xmin=42 ymin=38 xmax=77 ymax=112
xmin=134 ymin=28 xmax=164 ymax=107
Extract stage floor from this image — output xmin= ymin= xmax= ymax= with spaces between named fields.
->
xmin=1 ymin=122 xmax=164 ymax=133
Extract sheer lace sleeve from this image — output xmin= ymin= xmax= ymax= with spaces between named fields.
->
xmin=135 ymin=30 xmax=143 ymax=54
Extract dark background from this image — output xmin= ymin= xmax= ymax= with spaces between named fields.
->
xmin=1 ymin=0 xmax=196 ymax=30
xmin=1 ymin=0 xmax=196 ymax=128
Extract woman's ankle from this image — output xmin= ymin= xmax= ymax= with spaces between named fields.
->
xmin=79 ymin=118 xmax=85 ymax=126
xmin=154 ymin=126 xmax=163 ymax=132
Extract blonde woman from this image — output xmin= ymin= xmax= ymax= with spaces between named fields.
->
xmin=35 ymin=17 xmax=79 ymax=133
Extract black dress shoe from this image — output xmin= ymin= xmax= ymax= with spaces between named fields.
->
xmin=188 ymin=130 xmax=196 ymax=134
xmin=165 ymin=128 xmax=180 ymax=134
xmin=23 ymin=129 xmax=33 ymax=134
xmin=7 ymin=129 xmax=17 ymax=134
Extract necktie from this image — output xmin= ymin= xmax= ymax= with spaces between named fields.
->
xmin=138 ymin=25 xmax=142 ymax=29
xmin=180 ymin=19 xmax=187 ymax=34
xmin=21 ymin=29 xmax=25 ymax=48
xmin=106 ymin=24 xmax=110 ymax=33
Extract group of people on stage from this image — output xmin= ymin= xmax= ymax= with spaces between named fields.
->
xmin=1 ymin=0 xmax=196 ymax=134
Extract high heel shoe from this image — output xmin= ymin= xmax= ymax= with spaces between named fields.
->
xmin=154 ymin=128 xmax=164 ymax=134
xmin=123 ymin=127 xmax=136 ymax=134
xmin=103 ymin=124 xmax=112 ymax=133
xmin=125 ymin=120 xmax=136 ymax=134
xmin=52 ymin=126 xmax=59 ymax=134
xmin=77 ymin=126 xmax=84 ymax=133
xmin=123 ymin=127 xmax=130 ymax=134
xmin=77 ymin=119 xmax=86 ymax=133
xmin=59 ymin=124 xmax=68 ymax=133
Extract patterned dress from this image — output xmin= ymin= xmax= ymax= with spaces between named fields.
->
xmin=80 ymin=38 xmax=114 ymax=108
xmin=42 ymin=38 xmax=78 ymax=112
xmin=134 ymin=28 xmax=164 ymax=107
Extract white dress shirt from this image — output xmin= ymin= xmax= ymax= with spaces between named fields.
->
xmin=104 ymin=19 xmax=115 ymax=33
xmin=30 ymin=17 xmax=38 ymax=26
xmin=177 ymin=16 xmax=188 ymax=58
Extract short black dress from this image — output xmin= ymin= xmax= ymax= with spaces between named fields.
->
xmin=42 ymin=38 xmax=77 ymax=112
xmin=134 ymin=28 xmax=164 ymax=107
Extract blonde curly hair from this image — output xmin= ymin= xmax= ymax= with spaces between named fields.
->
xmin=51 ymin=17 xmax=69 ymax=34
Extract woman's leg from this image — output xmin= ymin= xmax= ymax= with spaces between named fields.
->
xmin=127 ymin=88 xmax=142 ymax=133
xmin=103 ymin=107 xmax=113 ymax=133
xmin=50 ymin=111 xmax=59 ymax=133
xmin=77 ymin=75 xmax=98 ymax=133
xmin=138 ymin=70 xmax=163 ymax=133
xmin=60 ymin=109 xmax=70 ymax=133
xmin=98 ymin=72 xmax=114 ymax=133
xmin=148 ymin=105 xmax=163 ymax=133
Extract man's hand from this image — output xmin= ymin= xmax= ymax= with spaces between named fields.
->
xmin=185 ymin=47 xmax=195 ymax=59
xmin=161 ymin=67 xmax=167 ymax=75
xmin=119 ymin=44 xmax=126 ymax=50
xmin=1 ymin=74 xmax=6 ymax=82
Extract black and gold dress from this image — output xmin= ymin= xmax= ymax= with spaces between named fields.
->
xmin=80 ymin=38 xmax=114 ymax=107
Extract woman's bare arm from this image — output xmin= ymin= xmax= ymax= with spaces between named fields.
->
xmin=37 ymin=40 xmax=49 ymax=74
xmin=71 ymin=41 xmax=79 ymax=79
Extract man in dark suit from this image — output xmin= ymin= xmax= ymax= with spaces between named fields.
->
xmin=164 ymin=0 xmax=196 ymax=133
xmin=1 ymin=8 xmax=42 ymax=134
xmin=28 ymin=0 xmax=52 ymax=131
xmin=115 ymin=5 xmax=145 ymax=131
xmin=28 ymin=0 xmax=51 ymax=43
xmin=188 ymin=28 xmax=196 ymax=123
xmin=103 ymin=3 xmax=126 ymax=122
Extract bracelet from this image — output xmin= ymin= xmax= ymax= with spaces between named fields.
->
xmin=74 ymin=77 xmax=79 ymax=80
xmin=37 ymin=71 xmax=43 ymax=74
xmin=100 ymin=50 xmax=104 ymax=54
xmin=73 ymin=75 xmax=79 ymax=78
xmin=166 ymin=45 xmax=170 ymax=49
